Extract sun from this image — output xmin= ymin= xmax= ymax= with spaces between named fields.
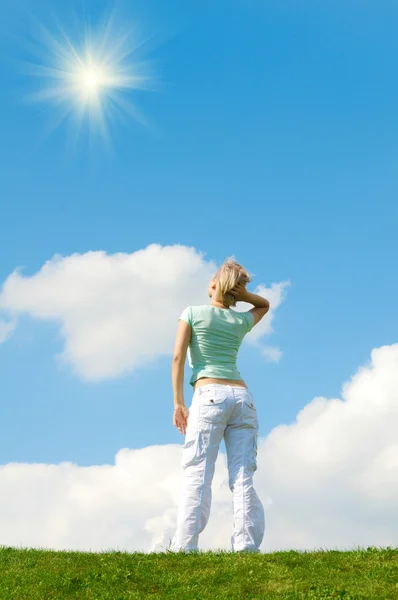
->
xmin=79 ymin=67 xmax=106 ymax=91
xmin=26 ymin=13 xmax=156 ymax=142
xmin=72 ymin=58 xmax=113 ymax=102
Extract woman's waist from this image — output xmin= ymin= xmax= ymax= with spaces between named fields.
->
xmin=193 ymin=377 xmax=247 ymax=392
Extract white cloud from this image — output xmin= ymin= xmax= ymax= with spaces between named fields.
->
xmin=0 ymin=319 xmax=16 ymax=344
xmin=260 ymin=343 xmax=398 ymax=550
xmin=261 ymin=346 xmax=283 ymax=362
xmin=0 ymin=344 xmax=397 ymax=552
xmin=0 ymin=245 xmax=286 ymax=380
xmin=236 ymin=281 xmax=290 ymax=362
xmin=248 ymin=282 xmax=290 ymax=340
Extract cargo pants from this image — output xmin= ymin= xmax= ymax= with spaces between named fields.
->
xmin=170 ymin=384 xmax=265 ymax=552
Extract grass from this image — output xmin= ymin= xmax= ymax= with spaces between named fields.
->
xmin=0 ymin=546 xmax=397 ymax=599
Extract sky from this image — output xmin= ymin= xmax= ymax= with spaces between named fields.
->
xmin=0 ymin=0 xmax=397 ymax=553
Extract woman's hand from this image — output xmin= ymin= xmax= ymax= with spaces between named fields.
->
xmin=173 ymin=405 xmax=189 ymax=435
xmin=230 ymin=281 xmax=250 ymax=302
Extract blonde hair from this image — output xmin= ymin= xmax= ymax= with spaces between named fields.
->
xmin=213 ymin=257 xmax=251 ymax=308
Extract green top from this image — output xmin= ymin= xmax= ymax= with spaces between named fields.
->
xmin=179 ymin=305 xmax=255 ymax=386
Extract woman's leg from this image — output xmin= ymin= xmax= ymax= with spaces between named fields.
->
xmin=171 ymin=399 xmax=226 ymax=552
xmin=224 ymin=419 xmax=265 ymax=552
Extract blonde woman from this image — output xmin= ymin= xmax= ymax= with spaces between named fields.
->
xmin=170 ymin=258 xmax=270 ymax=553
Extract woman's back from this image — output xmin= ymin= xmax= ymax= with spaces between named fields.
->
xmin=180 ymin=305 xmax=254 ymax=386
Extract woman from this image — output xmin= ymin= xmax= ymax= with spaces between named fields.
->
xmin=170 ymin=258 xmax=270 ymax=553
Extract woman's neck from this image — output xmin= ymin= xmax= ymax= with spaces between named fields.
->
xmin=210 ymin=301 xmax=229 ymax=309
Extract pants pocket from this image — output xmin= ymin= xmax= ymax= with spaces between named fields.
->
xmin=181 ymin=431 xmax=197 ymax=468
xmin=242 ymin=432 xmax=258 ymax=473
xmin=181 ymin=431 xmax=205 ymax=469
xmin=242 ymin=395 xmax=258 ymax=428
xmin=198 ymin=389 xmax=227 ymax=425
xmin=251 ymin=436 xmax=258 ymax=472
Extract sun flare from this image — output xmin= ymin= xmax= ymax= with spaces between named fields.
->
xmin=26 ymin=13 xmax=155 ymax=142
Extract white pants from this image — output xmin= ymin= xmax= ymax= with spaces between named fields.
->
xmin=171 ymin=384 xmax=265 ymax=552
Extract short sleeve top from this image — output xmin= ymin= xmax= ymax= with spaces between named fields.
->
xmin=179 ymin=305 xmax=254 ymax=386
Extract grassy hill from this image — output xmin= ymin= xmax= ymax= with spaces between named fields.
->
xmin=0 ymin=546 xmax=397 ymax=599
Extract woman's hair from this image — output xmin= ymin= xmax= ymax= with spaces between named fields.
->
xmin=213 ymin=257 xmax=251 ymax=308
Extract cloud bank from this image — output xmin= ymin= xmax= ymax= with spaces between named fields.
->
xmin=0 ymin=245 xmax=286 ymax=380
xmin=237 ymin=281 xmax=290 ymax=362
xmin=1 ymin=344 xmax=397 ymax=552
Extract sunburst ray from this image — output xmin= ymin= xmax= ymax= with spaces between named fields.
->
xmin=24 ymin=10 xmax=156 ymax=143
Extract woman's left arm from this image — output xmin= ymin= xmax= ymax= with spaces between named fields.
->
xmin=172 ymin=320 xmax=191 ymax=434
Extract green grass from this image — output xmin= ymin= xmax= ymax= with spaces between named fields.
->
xmin=0 ymin=546 xmax=397 ymax=599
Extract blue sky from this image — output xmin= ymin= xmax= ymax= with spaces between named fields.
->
xmin=1 ymin=0 xmax=397 ymax=471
